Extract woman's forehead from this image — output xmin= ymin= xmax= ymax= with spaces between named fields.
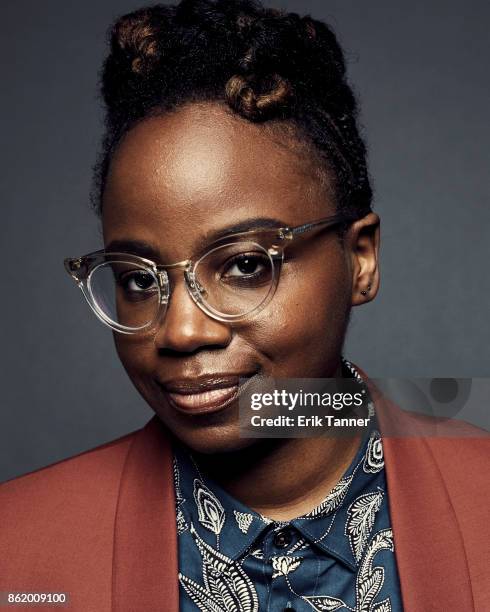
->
xmin=101 ymin=104 xmax=335 ymax=253
xmin=105 ymin=105 xmax=332 ymax=206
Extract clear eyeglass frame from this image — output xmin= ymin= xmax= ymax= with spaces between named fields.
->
xmin=64 ymin=213 xmax=355 ymax=334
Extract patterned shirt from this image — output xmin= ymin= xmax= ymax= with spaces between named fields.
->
xmin=172 ymin=359 xmax=403 ymax=611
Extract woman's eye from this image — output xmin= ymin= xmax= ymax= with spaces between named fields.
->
xmin=222 ymin=254 xmax=267 ymax=277
xmin=120 ymin=271 xmax=157 ymax=292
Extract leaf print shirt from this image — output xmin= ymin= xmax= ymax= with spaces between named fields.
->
xmin=172 ymin=358 xmax=403 ymax=612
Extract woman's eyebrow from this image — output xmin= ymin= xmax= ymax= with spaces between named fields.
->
xmin=203 ymin=217 xmax=287 ymax=242
xmin=104 ymin=239 xmax=158 ymax=259
xmin=104 ymin=218 xmax=288 ymax=258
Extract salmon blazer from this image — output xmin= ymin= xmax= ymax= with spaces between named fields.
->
xmin=1 ymin=367 xmax=489 ymax=611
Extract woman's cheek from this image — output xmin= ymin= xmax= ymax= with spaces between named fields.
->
xmin=240 ymin=288 xmax=339 ymax=375
xmin=113 ymin=334 xmax=155 ymax=382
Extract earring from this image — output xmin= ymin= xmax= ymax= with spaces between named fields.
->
xmin=361 ymin=283 xmax=372 ymax=296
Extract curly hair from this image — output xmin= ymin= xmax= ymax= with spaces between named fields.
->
xmin=92 ymin=0 xmax=373 ymax=223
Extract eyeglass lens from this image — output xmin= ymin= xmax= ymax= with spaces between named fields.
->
xmin=88 ymin=240 xmax=276 ymax=329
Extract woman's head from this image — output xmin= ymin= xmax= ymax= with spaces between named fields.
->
xmin=93 ymin=0 xmax=372 ymax=220
xmin=94 ymin=0 xmax=380 ymax=454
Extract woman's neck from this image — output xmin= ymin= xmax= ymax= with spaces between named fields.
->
xmin=193 ymin=433 xmax=362 ymax=521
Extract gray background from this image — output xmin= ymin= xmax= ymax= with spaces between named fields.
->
xmin=1 ymin=0 xmax=489 ymax=483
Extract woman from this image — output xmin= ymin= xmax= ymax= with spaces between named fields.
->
xmin=0 ymin=1 xmax=488 ymax=611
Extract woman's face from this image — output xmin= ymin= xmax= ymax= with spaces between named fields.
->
xmin=102 ymin=102 xmax=379 ymax=454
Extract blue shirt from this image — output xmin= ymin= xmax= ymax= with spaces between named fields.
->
xmin=172 ymin=359 xmax=403 ymax=611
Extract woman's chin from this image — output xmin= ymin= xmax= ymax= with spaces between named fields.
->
xmin=152 ymin=406 xmax=258 ymax=454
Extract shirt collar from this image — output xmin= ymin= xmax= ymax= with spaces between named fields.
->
xmin=172 ymin=358 xmax=384 ymax=571
xmin=173 ymin=441 xmax=273 ymax=561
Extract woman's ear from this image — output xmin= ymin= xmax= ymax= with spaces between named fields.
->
xmin=345 ymin=212 xmax=381 ymax=306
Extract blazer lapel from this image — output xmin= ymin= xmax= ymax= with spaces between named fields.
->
xmin=112 ymin=415 xmax=179 ymax=611
xmin=359 ymin=369 xmax=475 ymax=611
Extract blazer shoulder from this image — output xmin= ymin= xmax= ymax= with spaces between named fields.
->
xmin=393 ymin=407 xmax=490 ymax=477
xmin=0 ymin=426 xmax=140 ymax=506
xmin=0 ymin=425 xmax=149 ymax=603
xmin=402 ymin=410 xmax=490 ymax=461
xmin=422 ymin=421 xmax=490 ymax=486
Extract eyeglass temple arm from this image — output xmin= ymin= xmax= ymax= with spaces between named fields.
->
xmin=277 ymin=214 xmax=355 ymax=240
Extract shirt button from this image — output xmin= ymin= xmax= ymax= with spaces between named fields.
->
xmin=273 ymin=528 xmax=293 ymax=548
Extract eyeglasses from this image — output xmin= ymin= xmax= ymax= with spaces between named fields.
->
xmin=64 ymin=213 xmax=354 ymax=334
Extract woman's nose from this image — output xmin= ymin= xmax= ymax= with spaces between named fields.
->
xmin=153 ymin=275 xmax=232 ymax=353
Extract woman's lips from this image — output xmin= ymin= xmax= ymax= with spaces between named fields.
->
xmin=157 ymin=373 xmax=259 ymax=416
xmin=167 ymin=385 xmax=239 ymax=413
